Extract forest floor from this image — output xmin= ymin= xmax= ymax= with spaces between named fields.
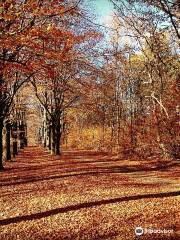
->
xmin=0 ymin=146 xmax=180 ymax=240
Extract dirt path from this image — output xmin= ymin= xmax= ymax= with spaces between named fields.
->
xmin=0 ymin=147 xmax=180 ymax=240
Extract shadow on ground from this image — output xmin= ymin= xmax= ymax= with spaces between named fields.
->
xmin=0 ymin=190 xmax=179 ymax=226
xmin=1 ymin=147 xmax=179 ymax=187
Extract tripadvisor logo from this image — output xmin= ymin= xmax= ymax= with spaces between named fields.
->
xmin=135 ymin=226 xmax=174 ymax=236
xmin=135 ymin=227 xmax=144 ymax=236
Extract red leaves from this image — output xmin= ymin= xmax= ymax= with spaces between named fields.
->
xmin=1 ymin=0 xmax=101 ymax=88
xmin=0 ymin=147 xmax=179 ymax=239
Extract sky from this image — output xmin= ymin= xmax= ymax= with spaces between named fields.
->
xmin=93 ymin=0 xmax=113 ymax=19
xmin=86 ymin=0 xmax=114 ymax=25
xmin=83 ymin=0 xmax=139 ymax=50
xmin=85 ymin=0 xmax=152 ymax=50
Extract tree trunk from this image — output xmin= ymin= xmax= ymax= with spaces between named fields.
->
xmin=51 ymin=122 xmax=61 ymax=155
xmin=6 ymin=121 xmax=11 ymax=160
xmin=48 ymin=125 xmax=52 ymax=151
xmin=154 ymin=108 xmax=169 ymax=160
xmin=13 ymin=139 xmax=18 ymax=158
xmin=0 ymin=73 xmax=4 ymax=170
xmin=55 ymin=123 xmax=61 ymax=155
xmin=0 ymin=120 xmax=4 ymax=170
xmin=51 ymin=124 xmax=56 ymax=155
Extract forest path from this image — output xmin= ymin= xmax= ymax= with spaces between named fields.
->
xmin=0 ymin=146 xmax=180 ymax=239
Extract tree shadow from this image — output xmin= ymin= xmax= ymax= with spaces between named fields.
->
xmin=1 ymin=162 xmax=179 ymax=187
xmin=0 ymin=190 xmax=179 ymax=226
xmin=1 ymin=181 xmax=162 ymax=198
xmin=6 ymin=157 xmax=122 ymax=172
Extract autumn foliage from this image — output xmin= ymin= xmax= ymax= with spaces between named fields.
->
xmin=0 ymin=0 xmax=179 ymax=170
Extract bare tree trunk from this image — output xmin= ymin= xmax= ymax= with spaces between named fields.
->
xmin=51 ymin=122 xmax=61 ymax=155
xmin=0 ymin=72 xmax=4 ymax=170
xmin=55 ymin=123 xmax=61 ymax=155
xmin=154 ymin=107 xmax=169 ymax=159
xmin=48 ymin=125 xmax=52 ymax=151
xmin=0 ymin=119 xmax=4 ymax=170
xmin=6 ymin=120 xmax=11 ymax=160
xmin=51 ymin=124 xmax=56 ymax=155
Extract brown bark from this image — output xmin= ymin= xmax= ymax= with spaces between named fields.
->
xmin=0 ymin=119 xmax=4 ymax=170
